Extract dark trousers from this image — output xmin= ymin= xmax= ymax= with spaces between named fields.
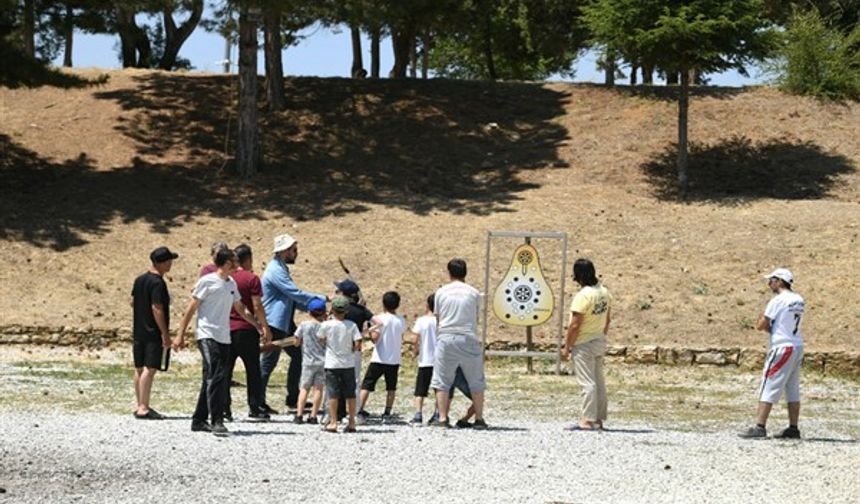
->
xmin=193 ymin=339 xmax=230 ymax=424
xmin=259 ymin=326 xmax=303 ymax=409
xmin=226 ymin=328 xmax=263 ymax=414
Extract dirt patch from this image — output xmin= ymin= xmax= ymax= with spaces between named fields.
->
xmin=1 ymin=70 xmax=859 ymax=351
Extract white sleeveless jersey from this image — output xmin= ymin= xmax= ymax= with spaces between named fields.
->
xmin=764 ymin=290 xmax=805 ymax=348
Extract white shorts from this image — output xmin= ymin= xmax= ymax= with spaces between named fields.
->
xmin=758 ymin=345 xmax=803 ymax=404
xmin=430 ymin=334 xmax=486 ymax=394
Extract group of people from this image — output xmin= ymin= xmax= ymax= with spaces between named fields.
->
xmin=130 ymin=233 xmax=488 ymax=435
xmin=131 ymin=233 xmax=807 ymax=439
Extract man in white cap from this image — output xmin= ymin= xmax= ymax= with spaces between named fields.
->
xmin=739 ymin=268 xmax=805 ymax=439
xmin=259 ymin=233 xmax=327 ymax=415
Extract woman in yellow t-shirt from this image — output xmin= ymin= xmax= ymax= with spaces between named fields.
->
xmin=561 ymin=258 xmax=612 ymax=431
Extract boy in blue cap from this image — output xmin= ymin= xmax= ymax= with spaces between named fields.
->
xmin=294 ymin=298 xmax=328 ymax=424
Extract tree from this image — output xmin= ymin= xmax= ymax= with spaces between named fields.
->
xmin=584 ymin=0 xmax=776 ymax=196
xmin=262 ymin=5 xmax=285 ymax=110
xmin=428 ymin=0 xmax=586 ymax=81
xmin=769 ymin=7 xmax=860 ymax=100
xmin=236 ymin=4 xmax=258 ymax=177
xmin=159 ymin=0 xmax=203 ymax=70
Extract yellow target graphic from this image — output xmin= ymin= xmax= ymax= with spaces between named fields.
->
xmin=492 ymin=243 xmax=554 ymax=326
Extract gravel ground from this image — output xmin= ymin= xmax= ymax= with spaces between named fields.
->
xmin=1 ymin=412 xmax=857 ymax=504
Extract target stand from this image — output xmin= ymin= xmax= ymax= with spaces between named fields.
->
xmin=481 ymin=230 xmax=568 ymax=374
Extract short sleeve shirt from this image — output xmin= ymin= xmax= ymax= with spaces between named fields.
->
xmin=764 ymin=290 xmax=805 ymax=348
xmin=412 ymin=315 xmax=437 ymax=367
xmin=370 ymin=312 xmax=406 ymax=365
xmin=192 ymin=273 xmax=241 ymax=344
xmin=569 ymin=284 xmax=612 ymax=345
xmin=230 ymin=268 xmax=263 ymax=332
xmin=132 ymin=272 xmax=170 ymax=341
xmin=296 ymin=320 xmax=326 ymax=367
xmin=434 ymin=281 xmax=481 ymax=339
xmin=319 ymin=319 xmax=362 ymax=369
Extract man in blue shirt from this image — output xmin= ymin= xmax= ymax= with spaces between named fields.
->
xmin=259 ymin=233 xmax=327 ymax=414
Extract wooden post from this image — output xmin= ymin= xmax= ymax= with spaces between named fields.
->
xmin=525 ymin=236 xmax=533 ymax=374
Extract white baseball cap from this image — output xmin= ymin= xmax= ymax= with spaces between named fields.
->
xmin=273 ymin=233 xmax=297 ymax=253
xmin=764 ymin=268 xmax=794 ymax=285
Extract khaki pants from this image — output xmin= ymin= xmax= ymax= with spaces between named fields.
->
xmin=572 ymin=336 xmax=607 ymax=422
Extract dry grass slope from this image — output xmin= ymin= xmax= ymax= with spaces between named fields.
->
xmin=1 ymin=69 xmax=859 ymax=351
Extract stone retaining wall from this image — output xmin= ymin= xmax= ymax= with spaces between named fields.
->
xmin=2 ymin=325 xmax=858 ymax=378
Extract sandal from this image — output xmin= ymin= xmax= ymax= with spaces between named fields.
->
xmin=134 ymin=409 xmax=166 ymax=420
xmin=323 ymin=426 xmax=339 ymax=433
xmin=345 ymin=427 xmax=357 ymax=433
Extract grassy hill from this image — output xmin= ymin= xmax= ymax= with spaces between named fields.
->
xmin=1 ymin=69 xmax=858 ymax=351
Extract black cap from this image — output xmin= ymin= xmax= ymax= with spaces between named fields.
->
xmin=150 ymin=246 xmax=179 ymax=264
xmin=334 ymin=279 xmax=360 ymax=296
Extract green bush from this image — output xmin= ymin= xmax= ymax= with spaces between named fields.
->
xmin=772 ymin=9 xmax=860 ymax=100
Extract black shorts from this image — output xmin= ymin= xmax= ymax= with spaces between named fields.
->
xmin=325 ymin=367 xmax=356 ymax=399
xmin=133 ymin=339 xmax=163 ymax=369
xmin=414 ymin=366 xmax=433 ymax=397
xmin=361 ymin=362 xmax=399 ymax=392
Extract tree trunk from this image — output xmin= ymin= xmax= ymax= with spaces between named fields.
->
xmin=159 ymin=0 xmax=203 ymax=70
xmin=350 ymin=26 xmax=364 ymax=78
xmin=630 ymin=63 xmax=638 ymax=85
xmin=409 ymin=34 xmax=417 ymax=78
xmin=677 ymin=70 xmax=690 ymax=197
xmin=604 ymin=49 xmax=615 ymax=86
xmin=390 ymin=27 xmax=413 ymax=78
xmin=22 ymin=0 xmax=35 ymax=57
xmin=370 ymin=25 xmax=380 ymax=78
xmin=223 ymin=37 xmax=231 ymax=73
xmin=666 ymin=70 xmax=678 ymax=85
xmin=237 ymin=7 xmax=259 ymax=178
xmin=134 ymin=28 xmax=151 ymax=68
xmin=421 ymin=29 xmax=430 ymax=79
xmin=642 ymin=62 xmax=654 ymax=85
xmin=116 ymin=6 xmax=137 ymax=68
xmin=263 ymin=7 xmax=285 ymax=111
xmin=62 ymin=4 xmax=73 ymax=67
xmin=482 ymin=9 xmax=496 ymax=80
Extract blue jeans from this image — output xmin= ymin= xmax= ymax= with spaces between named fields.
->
xmin=260 ymin=327 xmax=302 ymax=408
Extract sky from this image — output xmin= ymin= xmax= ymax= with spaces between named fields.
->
xmin=54 ymin=13 xmax=768 ymax=87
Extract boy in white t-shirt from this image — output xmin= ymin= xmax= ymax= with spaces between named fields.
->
xmin=358 ymin=291 xmax=406 ymax=419
xmin=739 ymin=268 xmax=806 ymax=439
xmin=294 ymin=298 xmax=328 ymax=424
xmin=409 ymin=294 xmax=437 ymax=424
xmin=318 ymin=296 xmax=363 ymax=433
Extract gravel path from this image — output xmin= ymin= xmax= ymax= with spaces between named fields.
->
xmin=1 ymin=413 xmax=857 ymax=504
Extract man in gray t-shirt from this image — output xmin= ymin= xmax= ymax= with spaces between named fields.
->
xmin=429 ymin=259 xmax=488 ymax=429
xmin=176 ymin=249 xmax=260 ymax=436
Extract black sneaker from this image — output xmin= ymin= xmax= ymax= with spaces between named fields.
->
xmin=211 ymin=421 xmax=229 ymax=437
xmin=223 ymin=409 xmax=233 ymax=423
xmin=409 ymin=414 xmax=423 ymax=425
xmin=357 ymin=410 xmax=370 ymax=420
xmin=293 ymin=415 xmax=304 ymax=424
xmin=260 ymin=404 xmax=279 ymax=415
xmin=455 ymin=419 xmax=472 ymax=429
xmin=191 ymin=421 xmax=212 ymax=432
xmin=738 ymin=425 xmax=767 ymax=439
xmin=306 ymin=416 xmax=319 ymax=425
xmin=775 ymin=426 xmax=801 ymax=439
xmin=428 ymin=417 xmax=450 ymax=428
xmin=248 ymin=411 xmax=270 ymax=421
xmin=472 ymin=418 xmax=489 ymax=430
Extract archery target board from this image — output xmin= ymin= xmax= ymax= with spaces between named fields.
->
xmin=492 ymin=243 xmax=555 ymax=327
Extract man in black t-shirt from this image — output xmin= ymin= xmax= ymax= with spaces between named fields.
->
xmin=131 ymin=246 xmax=178 ymax=420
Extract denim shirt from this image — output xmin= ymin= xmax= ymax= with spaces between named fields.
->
xmin=261 ymin=257 xmax=324 ymax=333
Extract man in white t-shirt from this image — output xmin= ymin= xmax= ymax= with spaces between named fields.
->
xmin=429 ymin=259 xmax=487 ymax=429
xmin=176 ymin=249 xmax=261 ymax=436
xmin=739 ymin=268 xmax=805 ymax=439
xmin=358 ymin=291 xmax=406 ymax=419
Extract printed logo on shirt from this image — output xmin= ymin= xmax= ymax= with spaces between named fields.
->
xmin=593 ymin=297 xmax=608 ymax=315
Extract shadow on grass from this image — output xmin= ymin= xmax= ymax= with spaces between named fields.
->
xmin=0 ymin=42 xmax=108 ymax=89
xmin=0 ymin=74 xmax=571 ymax=250
xmin=576 ymin=82 xmax=748 ymax=102
xmin=641 ymin=136 xmax=856 ymax=202
xmin=803 ymin=437 xmax=857 ymax=444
